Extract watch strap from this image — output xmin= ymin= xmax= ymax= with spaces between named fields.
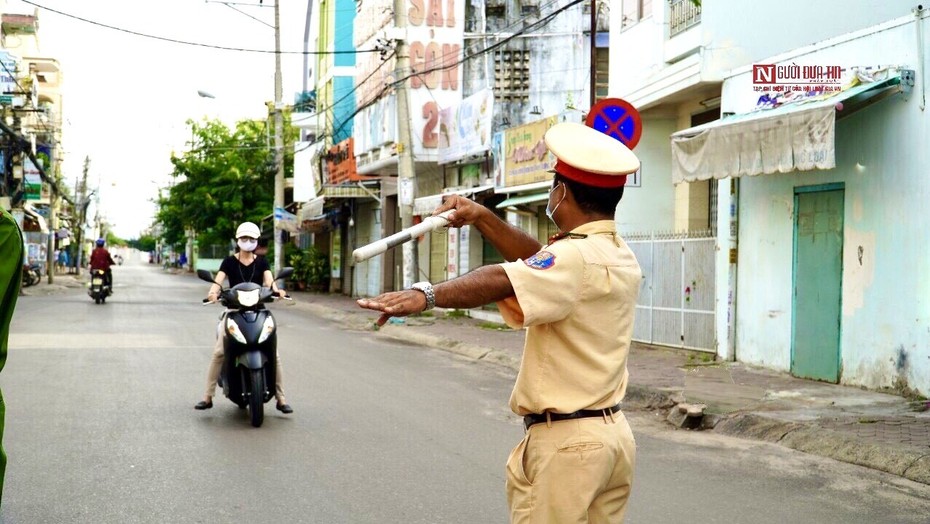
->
xmin=412 ymin=281 xmax=435 ymax=310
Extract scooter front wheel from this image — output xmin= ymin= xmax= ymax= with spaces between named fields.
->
xmin=248 ymin=369 xmax=265 ymax=427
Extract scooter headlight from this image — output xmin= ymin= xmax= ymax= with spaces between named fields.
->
xmin=236 ymin=289 xmax=260 ymax=307
xmin=225 ymin=318 xmax=247 ymax=344
xmin=257 ymin=317 xmax=275 ymax=344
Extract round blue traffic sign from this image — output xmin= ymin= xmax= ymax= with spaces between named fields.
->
xmin=586 ymin=98 xmax=643 ymax=150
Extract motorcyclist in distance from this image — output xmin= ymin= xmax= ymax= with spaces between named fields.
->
xmin=88 ymin=238 xmax=116 ymax=292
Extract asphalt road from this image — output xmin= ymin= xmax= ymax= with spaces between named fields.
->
xmin=3 ymin=253 xmax=930 ymax=523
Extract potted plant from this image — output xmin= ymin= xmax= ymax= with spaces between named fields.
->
xmin=288 ymin=246 xmax=329 ymax=292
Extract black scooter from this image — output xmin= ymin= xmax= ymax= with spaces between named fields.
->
xmin=89 ymin=268 xmax=111 ymax=304
xmin=198 ymin=267 xmax=292 ymax=427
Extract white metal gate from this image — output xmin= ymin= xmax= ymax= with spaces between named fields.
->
xmin=627 ymin=231 xmax=716 ymax=352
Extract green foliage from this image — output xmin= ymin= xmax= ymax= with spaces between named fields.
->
xmin=130 ymin=235 xmax=158 ymax=252
xmin=155 ymin=114 xmax=299 ymax=247
xmin=288 ymin=245 xmax=329 ymax=286
xmin=105 ymin=232 xmax=127 ymax=247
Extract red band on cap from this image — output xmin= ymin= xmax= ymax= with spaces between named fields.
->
xmin=554 ymin=160 xmax=628 ymax=188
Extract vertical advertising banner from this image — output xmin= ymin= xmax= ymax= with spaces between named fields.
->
xmin=501 ymin=117 xmax=558 ymax=188
xmin=491 ymin=131 xmax=505 ymax=187
xmin=23 ymin=158 xmax=42 ymax=201
xmin=407 ymin=0 xmax=465 ymax=160
xmin=458 ymin=227 xmax=469 ymax=275
xmin=293 ymin=141 xmax=323 ymax=202
xmin=446 ymin=226 xmax=458 ymax=278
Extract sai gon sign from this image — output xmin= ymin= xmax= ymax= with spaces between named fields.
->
xmin=406 ymin=0 xmax=464 ymax=160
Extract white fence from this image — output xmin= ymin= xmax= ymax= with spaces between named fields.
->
xmin=626 ymin=231 xmax=716 ymax=353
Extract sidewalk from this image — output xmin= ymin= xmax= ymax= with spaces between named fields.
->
xmin=20 ymin=274 xmax=930 ymax=485
xmin=288 ymin=290 xmax=930 ymax=486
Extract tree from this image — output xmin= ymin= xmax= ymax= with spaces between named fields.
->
xmin=128 ymin=235 xmax=157 ymax=252
xmin=156 ymin=115 xmax=298 ymax=248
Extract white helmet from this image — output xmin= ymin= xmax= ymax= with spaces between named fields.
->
xmin=235 ymin=221 xmax=260 ymax=239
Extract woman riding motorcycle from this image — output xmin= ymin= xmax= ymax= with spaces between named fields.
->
xmin=195 ymin=222 xmax=293 ymax=414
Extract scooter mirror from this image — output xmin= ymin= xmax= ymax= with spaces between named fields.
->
xmin=197 ymin=269 xmax=215 ymax=283
xmin=276 ymin=267 xmax=294 ymax=281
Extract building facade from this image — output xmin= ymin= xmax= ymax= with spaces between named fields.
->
xmin=612 ymin=0 xmax=930 ymax=395
xmin=0 ymin=3 xmax=66 ymax=275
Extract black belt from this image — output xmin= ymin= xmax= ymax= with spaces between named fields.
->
xmin=523 ymin=404 xmax=622 ymax=430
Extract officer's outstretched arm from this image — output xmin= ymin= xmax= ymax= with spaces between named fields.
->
xmin=433 ymin=195 xmax=541 ymax=262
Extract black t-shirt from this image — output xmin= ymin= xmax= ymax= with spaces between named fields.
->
xmin=219 ymin=255 xmax=270 ymax=287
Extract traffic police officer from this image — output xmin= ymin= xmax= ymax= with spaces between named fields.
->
xmin=0 ymin=206 xmax=25 ymax=500
xmin=357 ymin=121 xmax=642 ymax=523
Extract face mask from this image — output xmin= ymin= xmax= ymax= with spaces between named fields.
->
xmin=545 ymin=182 xmax=566 ymax=223
xmin=238 ymin=239 xmax=258 ymax=252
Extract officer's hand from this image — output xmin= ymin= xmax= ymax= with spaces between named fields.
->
xmin=434 ymin=194 xmax=485 ymax=228
xmin=357 ymin=290 xmax=427 ymax=326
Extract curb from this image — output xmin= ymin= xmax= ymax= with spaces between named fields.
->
xmin=715 ymin=413 xmax=930 ymax=485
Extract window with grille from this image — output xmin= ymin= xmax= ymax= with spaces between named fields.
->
xmin=669 ymin=0 xmax=700 ymax=37
xmin=494 ymin=49 xmax=530 ymax=103
xmin=595 ymin=47 xmax=609 ymax=102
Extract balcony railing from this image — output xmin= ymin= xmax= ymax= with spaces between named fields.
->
xmin=669 ymin=0 xmax=701 ymax=37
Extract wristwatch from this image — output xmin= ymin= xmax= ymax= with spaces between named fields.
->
xmin=411 ymin=281 xmax=436 ymax=311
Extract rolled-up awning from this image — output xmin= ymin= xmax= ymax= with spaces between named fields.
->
xmin=670 ymin=73 xmax=904 ymax=184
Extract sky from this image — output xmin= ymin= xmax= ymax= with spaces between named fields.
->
xmin=7 ymin=0 xmax=314 ymax=238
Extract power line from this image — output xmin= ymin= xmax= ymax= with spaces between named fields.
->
xmin=330 ymin=0 xmax=584 ymax=139
xmin=21 ymin=1 xmax=380 ymax=56
xmin=395 ymin=0 xmax=585 ymax=87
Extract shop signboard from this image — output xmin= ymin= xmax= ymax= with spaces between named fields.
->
xmin=325 ymin=138 xmax=377 ymax=184
xmin=438 ymin=88 xmax=494 ymax=164
xmin=500 ymin=116 xmax=558 ymax=188
xmin=0 ymin=51 xmax=19 ymax=105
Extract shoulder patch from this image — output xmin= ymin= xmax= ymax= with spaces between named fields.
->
xmin=524 ymin=250 xmax=556 ymax=270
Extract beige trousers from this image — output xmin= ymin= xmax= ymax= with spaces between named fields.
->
xmin=205 ymin=330 xmax=285 ymax=402
xmin=506 ymin=410 xmax=636 ymax=523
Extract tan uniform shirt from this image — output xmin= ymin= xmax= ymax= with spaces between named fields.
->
xmin=497 ymin=220 xmax=642 ymax=416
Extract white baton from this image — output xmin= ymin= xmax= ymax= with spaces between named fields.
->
xmin=352 ymin=210 xmax=454 ymax=263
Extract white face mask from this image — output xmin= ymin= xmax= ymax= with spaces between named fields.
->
xmin=545 ymin=182 xmax=566 ymax=224
xmin=237 ymin=239 xmax=258 ymax=252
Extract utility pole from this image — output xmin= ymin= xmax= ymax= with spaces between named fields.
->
xmin=75 ymin=156 xmax=89 ymax=277
xmin=46 ymin=166 xmax=59 ymax=284
xmin=272 ymin=0 xmax=285 ymax=274
xmin=590 ymin=0 xmax=597 ymax=107
xmin=393 ymin=0 xmax=418 ymax=288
